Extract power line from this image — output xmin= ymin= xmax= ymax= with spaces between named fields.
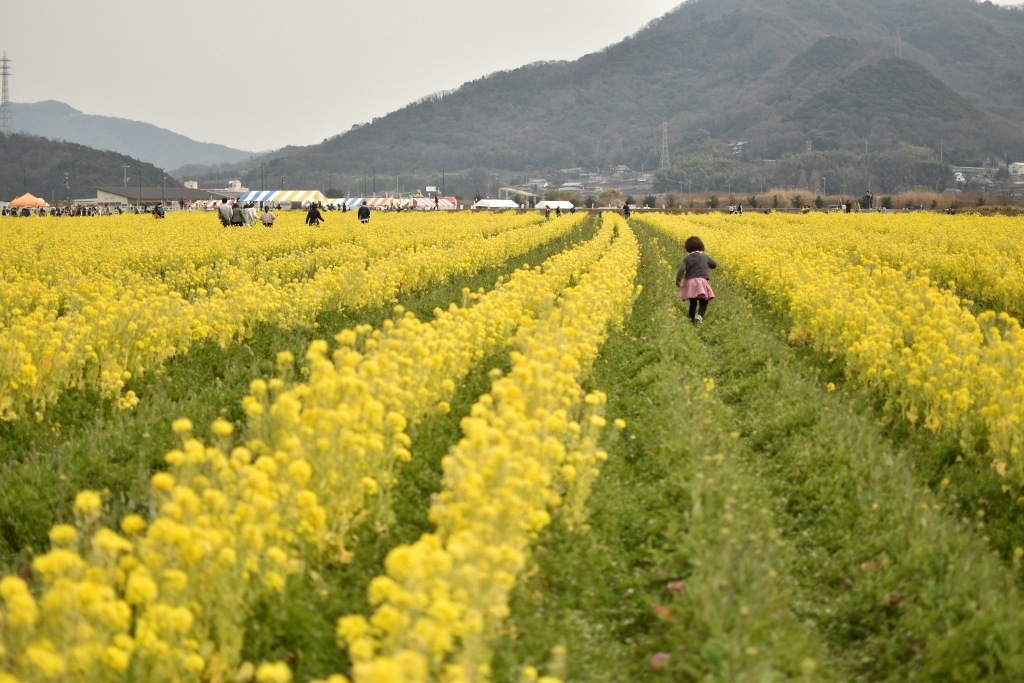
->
xmin=1 ymin=53 xmax=12 ymax=136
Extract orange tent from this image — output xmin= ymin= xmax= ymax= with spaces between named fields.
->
xmin=9 ymin=193 xmax=47 ymax=208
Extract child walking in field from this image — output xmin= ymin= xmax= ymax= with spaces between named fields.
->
xmin=675 ymin=235 xmax=717 ymax=323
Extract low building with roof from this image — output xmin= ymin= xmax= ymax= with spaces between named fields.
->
xmin=93 ymin=186 xmax=226 ymax=205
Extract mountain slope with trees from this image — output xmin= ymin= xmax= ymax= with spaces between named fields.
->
xmin=246 ymin=0 xmax=1024 ymax=192
xmin=0 ymin=134 xmax=180 ymax=203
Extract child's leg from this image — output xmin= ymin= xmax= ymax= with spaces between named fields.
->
xmin=698 ymin=298 xmax=709 ymax=318
xmin=688 ymin=298 xmax=699 ymax=321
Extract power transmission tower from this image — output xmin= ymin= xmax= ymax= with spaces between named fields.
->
xmin=660 ymin=120 xmax=670 ymax=169
xmin=1 ymin=53 xmax=12 ymax=137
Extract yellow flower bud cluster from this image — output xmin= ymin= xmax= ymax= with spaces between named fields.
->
xmin=0 ymin=211 xmax=582 ymax=421
xmin=644 ymin=212 xmax=1024 ymax=483
xmin=337 ymin=214 xmax=639 ymax=683
xmin=0 ymin=432 xmax=322 ymax=683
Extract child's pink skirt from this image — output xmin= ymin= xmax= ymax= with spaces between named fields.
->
xmin=679 ymin=277 xmax=715 ymax=300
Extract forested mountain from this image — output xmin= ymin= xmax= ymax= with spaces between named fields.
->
xmin=0 ymin=134 xmax=179 ymax=203
xmin=9 ymin=101 xmax=255 ymax=171
xmin=244 ymin=0 xmax=1024 ymax=193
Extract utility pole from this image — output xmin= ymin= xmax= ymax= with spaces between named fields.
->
xmin=121 ymin=164 xmax=131 ymax=188
xmin=442 ymin=169 xmax=445 ymax=197
xmin=138 ymin=162 xmax=143 ymax=210
xmin=261 ymin=162 xmax=265 ymax=192
xmin=660 ymin=120 xmax=670 ymax=169
xmin=372 ymin=167 xmax=376 ymax=196
xmin=0 ymin=53 xmax=12 ymax=137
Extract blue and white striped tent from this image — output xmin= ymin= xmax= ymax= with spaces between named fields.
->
xmin=237 ymin=190 xmax=278 ymax=203
xmin=237 ymin=190 xmax=327 ymax=205
xmin=325 ymin=198 xmax=367 ymax=209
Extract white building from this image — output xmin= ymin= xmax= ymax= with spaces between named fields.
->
xmin=1010 ymin=162 xmax=1024 ymax=178
xmin=209 ymin=180 xmax=248 ymax=193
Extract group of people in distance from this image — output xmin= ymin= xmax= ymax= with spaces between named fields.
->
xmin=217 ymin=199 xmax=372 ymax=228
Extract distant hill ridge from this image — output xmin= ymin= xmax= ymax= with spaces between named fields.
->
xmin=0 ymin=133 xmax=179 ymax=203
xmin=243 ymin=0 xmax=1024 ymax=189
xmin=9 ymin=101 xmax=255 ymax=171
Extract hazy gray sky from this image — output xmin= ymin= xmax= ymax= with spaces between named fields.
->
xmin=3 ymin=0 xmax=1021 ymax=152
xmin=2 ymin=0 xmax=691 ymax=151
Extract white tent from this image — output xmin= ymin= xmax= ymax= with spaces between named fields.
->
xmin=535 ymin=200 xmax=574 ymax=210
xmin=473 ymin=199 xmax=519 ymax=209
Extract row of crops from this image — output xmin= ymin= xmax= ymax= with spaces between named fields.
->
xmin=3 ymin=210 xmax=1024 ymax=682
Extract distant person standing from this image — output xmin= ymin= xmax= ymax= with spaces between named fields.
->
xmin=306 ymin=202 xmax=326 ymax=226
xmin=357 ymin=202 xmax=371 ymax=224
xmin=217 ymin=199 xmax=232 ymax=226
xmin=623 ymin=202 xmax=631 ymax=219
xmin=230 ymin=203 xmax=245 ymax=226
xmin=261 ymin=207 xmax=276 ymax=227
xmin=434 ymin=193 xmax=440 ymax=210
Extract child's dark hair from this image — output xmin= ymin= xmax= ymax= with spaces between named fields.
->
xmin=684 ymin=236 xmax=705 ymax=253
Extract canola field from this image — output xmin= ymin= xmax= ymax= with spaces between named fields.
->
xmin=3 ymin=210 xmax=1024 ymax=683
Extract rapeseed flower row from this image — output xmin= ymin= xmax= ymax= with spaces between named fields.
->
xmin=677 ymin=211 xmax=1024 ymax=314
xmin=336 ymin=214 xmax=640 ymax=683
xmin=0 ymin=213 xmax=580 ymax=421
xmin=1 ymin=212 xmax=544 ymax=295
xmin=644 ymin=213 xmax=1024 ymax=484
xmin=0 ymin=215 xmax=614 ymax=683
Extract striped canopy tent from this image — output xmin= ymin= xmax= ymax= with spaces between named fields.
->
xmin=237 ymin=190 xmax=327 ymax=205
xmin=237 ymin=190 xmax=277 ymax=203
xmin=326 ymin=198 xmax=366 ymax=209
xmin=364 ymin=197 xmax=399 ymax=208
xmin=406 ymin=196 xmax=457 ymax=210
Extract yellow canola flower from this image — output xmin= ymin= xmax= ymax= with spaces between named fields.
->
xmin=73 ymin=490 xmax=103 ymax=518
xmin=255 ymin=661 xmax=293 ymax=683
